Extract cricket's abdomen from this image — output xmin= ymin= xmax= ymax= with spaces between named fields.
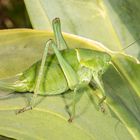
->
xmin=19 ymin=49 xmax=79 ymax=95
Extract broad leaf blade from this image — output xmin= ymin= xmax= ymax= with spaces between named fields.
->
xmin=0 ymin=29 xmax=136 ymax=140
xmin=24 ymin=0 xmax=140 ymax=57
xmin=24 ymin=0 xmax=122 ymax=50
xmin=103 ymin=0 xmax=140 ymax=58
xmin=103 ymin=64 xmax=140 ymax=139
xmin=6 ymin=0 xmax=140 ymax=139
xmin=24 ymin=0 xmax=51 ymax=30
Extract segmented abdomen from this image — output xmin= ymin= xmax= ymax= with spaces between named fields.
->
xmin=20 ymin=49 xmax=79 ymax=95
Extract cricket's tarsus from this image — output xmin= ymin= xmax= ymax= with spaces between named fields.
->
xmin=0 ymin=18 xmax=112 ymax=121
xmin=53 ymin=17 xmax=60 ymax=24
xmin=99 ymin=96 xmax=106 ymax=105
xmin=68 ymin=117 xmax=73 ymax=123
xmin=16 ymin=106 xmax=32 ymax=114
xmin=100 ymin=105 xmax=105 ymax=113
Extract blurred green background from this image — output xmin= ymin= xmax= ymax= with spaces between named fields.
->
xmin=0 ymin=0 xmax=31 ymax=29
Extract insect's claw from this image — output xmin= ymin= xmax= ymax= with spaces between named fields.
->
xmin=68 ymin=117 xmax=73 ymax=123
xmin=100 ymin=104 xmax=106 ymax=113
xmin=98 ymin=96 xmax=106 ymax=113
xmin=16 ymin=106 xmax=32 ymax=114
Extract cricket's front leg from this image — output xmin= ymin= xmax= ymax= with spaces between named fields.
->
xmin=16 ymin=40 xmax=51 ymax=114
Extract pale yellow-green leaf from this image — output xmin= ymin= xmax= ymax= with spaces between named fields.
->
xmin=24 ymin=0 xmax=51 ymax=30
xmin=24 ymin=1 xmax=140 ymax=138
xmin=24 ymin=0 xmax=140 ymax=58
xmin=0 ymin=29 xmax=138 ymax=140
xmin=103 ymin=0 xmax=140 ymax=58
xmin=24 ymin=0 xmax=123 ymax=51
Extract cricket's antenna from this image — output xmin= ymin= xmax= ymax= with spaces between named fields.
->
xmin=121 ymin=38 xmax=140 ymax=51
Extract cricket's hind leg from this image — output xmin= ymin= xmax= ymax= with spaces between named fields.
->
xmin=16 ymin=40 xmax=51 ymax=114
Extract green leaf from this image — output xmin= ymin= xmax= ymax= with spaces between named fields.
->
xmin=24 ymin=0 xmax=51 ymax=30
xmin=0 ymin=29 xmax=139 ymax=140
xmin=103 ymin=0 xmax=140 ymax=57
xmin=24 ymin=0 xmax=140 ymax=56
xmin=23 ymin=1 xmax=140 ymax=139
xmin=1 ymin=0 xmax=140 ymax=139
xmin=24 ymin=0 xmax=122 ymax=50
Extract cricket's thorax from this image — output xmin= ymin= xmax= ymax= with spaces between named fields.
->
xmin=19 ymin=49 xmax=80 ymax=95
